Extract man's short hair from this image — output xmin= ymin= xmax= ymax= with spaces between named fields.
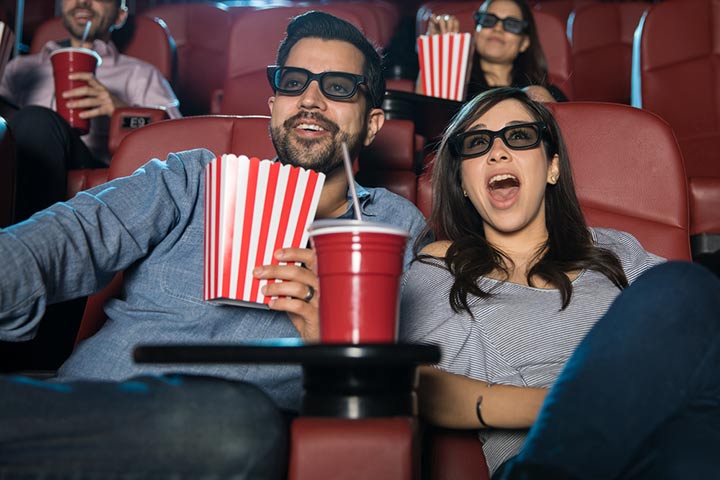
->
xmin=275 ymin=11 xmax=385 ymax=109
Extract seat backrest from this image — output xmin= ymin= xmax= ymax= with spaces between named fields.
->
xmin=631 ymin=0 xmax=720 ymax=172
xmin=218 ymin=4 xmax=369 ymax=116
xmin=29 ymin=15 xmax=177 ymax=84
xmin=143 ymin=2 xmax=233 ymax=115
xmin=415 ymin=2 xmax=574 ymax=99
xmin=357 ymin=118 xmax=418 ymax=204
xmin=0 ymin=115 xmax=15 ymax=228
xmin=75 ymin=115 xmax=276 ymax=343
xmin=418 ymin=101 xmax=691 ymax=261
xmin=568 ymin=1 xmax=648 ymax=103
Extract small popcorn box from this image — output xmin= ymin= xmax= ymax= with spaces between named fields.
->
xmin=204 ymin=154 xmax=325 ymax=308
xmin=417 ymin=33 xmax=473 ymax=101
xmin=0 ymin=21 xmax=15 ymax=81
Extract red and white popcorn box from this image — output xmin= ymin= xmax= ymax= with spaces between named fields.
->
xmin=204 ymin=154 xmax=325 ymax=308
xmin=417 ymin=33 xmax=473 ymax=101
xmin=0 ymin=22 xmax=15 ymax=81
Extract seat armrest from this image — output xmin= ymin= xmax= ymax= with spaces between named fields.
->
xmin=289 ymin=417 xmax=420 ymax=480
xmin=423 ymin=427 xmax=490 ymax=480
xmin=66 ymin=168 xmax=109 ymax=198
xmin=108 ymin=107 xmax=169 ymax=155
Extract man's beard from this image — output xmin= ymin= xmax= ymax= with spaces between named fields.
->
xmin=271 ymin=112 xmax=366 ymax=174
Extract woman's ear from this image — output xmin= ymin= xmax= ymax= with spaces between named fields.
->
xmin=519 ymin=35 xmax=530 ymax=53
xmin=547 ymin=154 xmax=560 ymax=184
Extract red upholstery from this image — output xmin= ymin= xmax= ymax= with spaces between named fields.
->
xmin=289 ymin=417 xmax=419 ymax=480
xmin=357 ymin=119 xmax=418 ymax=204
xmin=415 ymin=2 xmax=574 ymax=99
xmin=418 ymin=102 xmax=691 ymax=261
xmin=569 ymin=1 xmax=648 ymax=103
xmin=217 ymin=5 xmax=368 ymax=116
xmin=0 ymin=115 xmax=15 ymax=227
xmin=30 ymin=15 xmax=177 ymax=84
xmin=143 ymin=2 xmax=234 ymax=115
xmin=532 ymin=0 xmax=596 ymax=24
xmin=632 ymin=0 xmax=720 ymax=238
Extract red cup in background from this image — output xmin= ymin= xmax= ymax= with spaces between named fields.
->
xmin=50 ymin=47 xmax=101 ymax=135
xmin=309 ymin=219 xmax=409 ymax=344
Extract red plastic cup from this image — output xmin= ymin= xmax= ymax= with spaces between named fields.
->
xmin=49 ymin=47 xmax=102 ymax=135
xmin=309 ymin=219 xmax=409 ymax=344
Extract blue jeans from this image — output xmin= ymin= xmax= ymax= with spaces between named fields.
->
xmin=501 ymin=261 xmax=720 ymax=479
xmin=0 ymin=374 xmax=288 ymax=479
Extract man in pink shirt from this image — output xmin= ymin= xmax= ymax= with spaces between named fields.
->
xmin=0 ymin=0 xmax=180 ymax=220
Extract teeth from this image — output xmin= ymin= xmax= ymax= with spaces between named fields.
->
xmin=489 ymin=174 xmax=517 ymax=184
xmin=298 ymin=123 xmax=323 ymax=131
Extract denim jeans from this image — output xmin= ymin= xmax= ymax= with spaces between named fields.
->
xmin=0 ymin=374 xmax=288 ymax=479
xmin=501 ymin=261 xmax=720 ymax=479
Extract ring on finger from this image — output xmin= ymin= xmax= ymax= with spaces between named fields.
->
xmin=303 ymin=285 xmax=315 ymax=302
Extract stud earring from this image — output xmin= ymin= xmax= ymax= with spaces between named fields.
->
xmin=463 ymin=190 xmax=468 ymax=197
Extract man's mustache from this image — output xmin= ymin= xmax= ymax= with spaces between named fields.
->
xmin=283 ymin=112 xmax=339 ymax=135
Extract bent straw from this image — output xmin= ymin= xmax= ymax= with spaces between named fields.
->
xmin=341 ymin=142 xmax=362 ymax=221
xmin=81 ymin=21 xmax=92 ymax=43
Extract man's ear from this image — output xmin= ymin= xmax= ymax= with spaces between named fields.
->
xmin=112 ymin=6 xmax=129 ymax=31
xmin=268 ymin=96 xmax=275 ymax=115
xmin=363 ymin=108 xmax=385 ymax=146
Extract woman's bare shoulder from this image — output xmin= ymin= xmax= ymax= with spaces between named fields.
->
xmin=420 ymin=240 xmax=452 ymax=257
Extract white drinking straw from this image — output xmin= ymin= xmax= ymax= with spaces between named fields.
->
xmin=81 ymin=21 xmax=92 ymax=43
xmin=341 ymin=142 xmax=362 ymax=221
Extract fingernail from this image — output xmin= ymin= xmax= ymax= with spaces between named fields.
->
xmin=253 ymin=267 xmax=263 ymax=276
xmin=275 ymin=250 xmax=285 ymax=260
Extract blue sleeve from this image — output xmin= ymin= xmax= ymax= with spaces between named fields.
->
xmin=0 ymin=148 xmax=214 ymax=340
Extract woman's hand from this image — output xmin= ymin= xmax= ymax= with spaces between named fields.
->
xmin=253 ymin=247 xmax=320 ymax=342
xmin=418 ymin=366 xmax=549 ymax=429
xmin=522 ymin=85 xmax=557 ymax=103
xmin=427 ymin=14 xmax=460 ymax=35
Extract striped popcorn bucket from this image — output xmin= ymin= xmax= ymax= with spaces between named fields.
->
xmin=204 ymin=154 xmax=325 ymax=307
xmin=417 ymin=32 xmax=473 ymax=101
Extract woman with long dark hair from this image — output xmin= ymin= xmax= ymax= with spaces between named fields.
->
xmin=400 ymin=88 xmax=720 ymax=479
xmin=422 ymin=0 xmax=567 ymax=102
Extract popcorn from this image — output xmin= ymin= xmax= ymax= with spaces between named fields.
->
xmin=204 ymin=154 xmax=325 ymax=307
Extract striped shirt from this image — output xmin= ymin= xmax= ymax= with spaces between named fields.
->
xmin=399 ymin=228 xmax=664 ymax=474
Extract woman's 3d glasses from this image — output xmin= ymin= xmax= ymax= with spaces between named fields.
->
xmin=473 ymin=12 xmax=528 ymax=35
xmin=267 ymin=66 xmax=370 ymax=103
xmin=451 ymin=122 xmax=546 ymax=158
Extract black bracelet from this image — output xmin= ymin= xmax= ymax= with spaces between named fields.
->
xmin=476 ymin=395 xmax=492 ymax=428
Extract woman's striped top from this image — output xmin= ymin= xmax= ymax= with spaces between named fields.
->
xmin=399 ymin=228 xmax=665 ymax=475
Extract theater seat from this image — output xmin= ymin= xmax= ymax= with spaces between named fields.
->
xmin=415 ymin=2 xmax=574 ymax=99
xmin=568 ymin=1 xmax=648 ymax=103
xmin=417 ymin=99 xmax=692 ymax=480
xmin=74 ymin=115 xmax=422 ymax=480
xmin=631 ymin=0 xmax=720 ymax=254
xmin=357 ymin=119 xmax=419 ymax=204
xmin=30 ymin=15 xmax=177 ymax=85
xmin=143 ymin=2 xmax=233 ymax=115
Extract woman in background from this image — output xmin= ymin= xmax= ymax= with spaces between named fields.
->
xmin=423 ymin=0 xmax=567 ymax=102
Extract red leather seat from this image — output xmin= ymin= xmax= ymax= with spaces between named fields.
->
xmin=568 ymin=1 xmax=648 ymax=103
xmin=417 ymin=99 xmax=692 ymax=480
xmin=631 ymin=0 xmax=720 ymax=249
xmin=30 ymin=15 xmax=176 ymax=85
xmin=357 ymin=118 xmax=419 ymax=204
xmin=143 ymin=2 xmax=233 ymax=115
xmin=73 ymin=115 xmax=421 ymax=480
xmin=415 ymin=2 xmax=574 ymax=99
xmin=0 ymin=115 xmax=15 ymax=228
